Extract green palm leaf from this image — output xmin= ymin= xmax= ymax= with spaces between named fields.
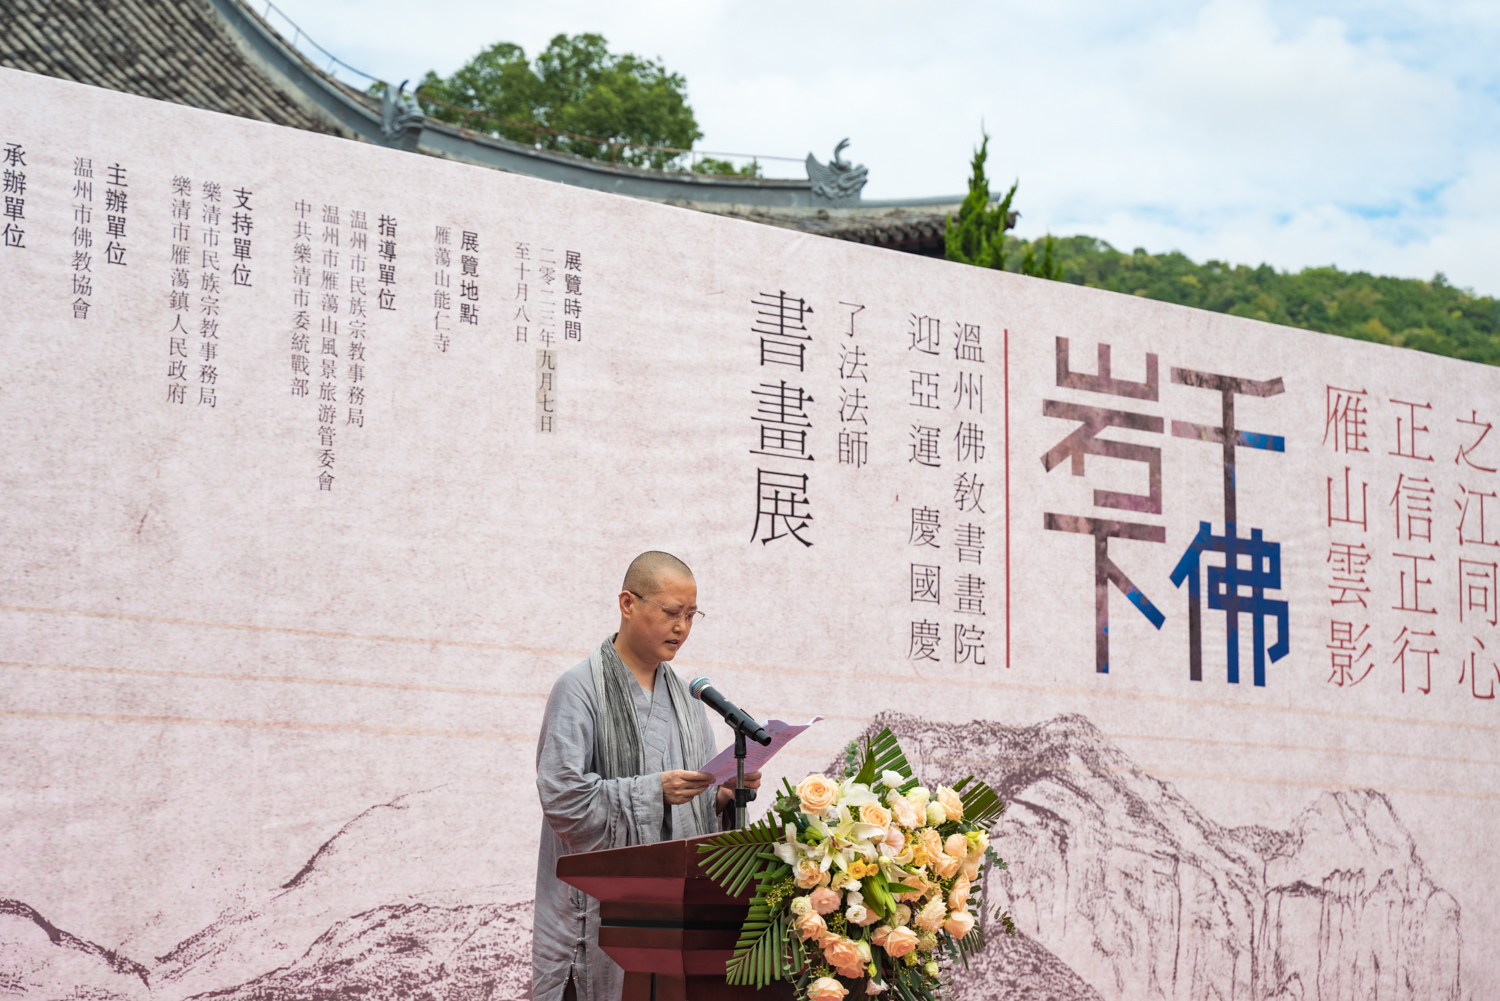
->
xmin=853 ymin=727 xmax=916 ymax=787
xmin=724 ymin=904 xmax=796 ymax=987
xmin=697 ymin=814 xmax=781 ymax=896
xmin=949 ymin=923 xmax=988 ymax=969
xmin=952 ymin=775 xmax=1006 ymax=829
xmin=889 ymin=968 xmax=938 ymax=1001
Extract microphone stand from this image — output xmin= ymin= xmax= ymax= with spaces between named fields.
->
xmin=732 ymin=729 xmax=756 ymax=830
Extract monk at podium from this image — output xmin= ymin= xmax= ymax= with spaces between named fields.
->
xmin=533 ymin=551 xmax=761 ymax=1001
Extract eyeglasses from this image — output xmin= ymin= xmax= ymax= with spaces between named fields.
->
xmin=628 ymin=590 xmax=706 ymax=623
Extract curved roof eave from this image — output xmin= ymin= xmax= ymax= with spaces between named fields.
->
xmin=412 ymin=122 xmax=819 ymax=207
xmin=207 ymin=0 xmax=828 ymax=208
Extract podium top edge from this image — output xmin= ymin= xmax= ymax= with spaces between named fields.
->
xmin=556 ymin=833 xmax=724 ymax=882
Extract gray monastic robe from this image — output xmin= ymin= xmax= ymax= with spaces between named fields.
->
xmin=533 ymin=640 xmax=718 ymax=1001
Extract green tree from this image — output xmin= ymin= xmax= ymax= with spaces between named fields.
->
xmin=690 ymin=156 xmax=763 ymax=178
xmin=416 ymin=34 xmax=701 ymax=170
xmin=1019 ymin=234 xmax=1062 ymax=281
xmin=1004 ymin=235 xmax=1500 ymax=366
xmin=944 ymin=133 xmax=1061 ymax=279
xmin=944 ymin=132 xmax=1017 ymax=270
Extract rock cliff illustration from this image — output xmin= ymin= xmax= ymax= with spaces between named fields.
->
xmin=866 ymin=713 xmax=1462 ymax=1001
xmin=0 ymin=899 xmax=150 ymax=1001
xmin=0 ymin=714 xmax=1462 ymax=1001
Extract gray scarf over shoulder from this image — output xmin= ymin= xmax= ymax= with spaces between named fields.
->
xmin=590 ymin=636 xmax=717 ymax=836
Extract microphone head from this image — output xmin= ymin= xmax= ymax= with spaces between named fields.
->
xmin=689 ymin=677 xmax=712 ymax=700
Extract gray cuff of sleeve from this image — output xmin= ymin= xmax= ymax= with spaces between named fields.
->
xmin=631 ymin=772 xmax=664 ymax=841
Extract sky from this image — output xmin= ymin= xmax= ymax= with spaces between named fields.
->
xmin=268 ymin=0 xmax=1500 ymax=294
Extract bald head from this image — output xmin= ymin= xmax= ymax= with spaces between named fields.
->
xmin=622 ymin=551 xmax=694 ymax=596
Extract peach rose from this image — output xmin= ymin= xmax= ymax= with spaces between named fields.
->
xmin=944 ymin=833 xmax=968 ymax=858
xmin=808 ymin=977 xmax=848 ymax=1001
xmin=948 ymin=877 xmax=971 ymax=912
xmin=794 ymin=911 xmax=828 ymax=943
xmin=936 ymin=785 xmax=964 ymax=822
xmin=943 ymin=909 xmax=975 ymax=939
xmin=883 ymin=925 xmax=919 ymax=958
xmin=931 ymin=852 xmax=961 ymax=879
xmin=887 ymin=793 xmax=922 ymax=829
xmin=961 ymin=854 xmax=982 ymax=882
xmin=860 ymin=802 xmax=892 ymax=829
xmin=795 ymin=857 xmax=825 ymax=889
xmin=894 ymin=874 xmax=926 ymax=902
xmin=919 ymin=828 xmax=944 ymax=862
xmin=809 ymin=886 xmax=842 ymax=915
xmin=916 ymin=896 xmax=946 ymax=932
xmin=797 ymin=774 xmax=839 ymax=815
xmin=871 ymin=925 xmax=892 ymax=949
xmin=824 ymin=937 xmax=864 ymax=978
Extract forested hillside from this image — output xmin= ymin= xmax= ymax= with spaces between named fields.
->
xmin=1004 ymin=235 xmax=1500 ymax=366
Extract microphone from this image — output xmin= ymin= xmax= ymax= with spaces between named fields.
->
xmin=690 ymin=678 xmax=772 ymax=746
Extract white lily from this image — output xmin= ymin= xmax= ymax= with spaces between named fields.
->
xmin=879 ymin=839 xmax=913 ymax=863
xmin=829 ymin=840 xmax=866 ymax=877
xmin=773 ymin=823 xmax=802 ymax=865
xmin=838 ymin=780 xmax=880 ymax=808
xmin=785 ymin=815 xmax=833 ymax=870
xmin=877 ymin=854 xmax=912 ymax=881
xmin=829 ymin=805 xmax=883 ymax=858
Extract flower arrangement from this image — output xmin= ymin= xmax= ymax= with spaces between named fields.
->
xmin=697 ymin=728 xmax=1013 ymax=1001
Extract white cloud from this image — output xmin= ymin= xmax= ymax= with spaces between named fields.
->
xmin=1134 ymin=1 xmax=1457 ymax=196
xmin=277 ymin=0 xmax=1500 ymax=292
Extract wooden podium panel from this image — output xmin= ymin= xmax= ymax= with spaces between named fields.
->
xmin=558 ymin=835 xmax=796 ymax=1001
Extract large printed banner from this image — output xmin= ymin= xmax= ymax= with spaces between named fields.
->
xmin=2 ymin=68 xmax=1496 ymax=1000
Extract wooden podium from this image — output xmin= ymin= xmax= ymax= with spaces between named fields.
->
xmin=558 ymin=835 xmax=796 ymax=1001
